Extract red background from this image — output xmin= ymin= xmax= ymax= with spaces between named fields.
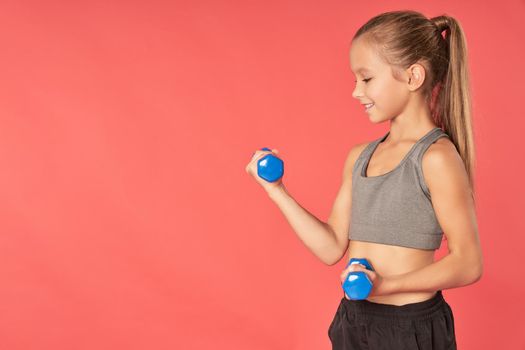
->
xmin=0 ymin=1 xmax=523 ymax=349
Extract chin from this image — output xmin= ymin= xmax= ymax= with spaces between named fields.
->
xmin=369 ymin=112 xmax=393 ymax=124
xmin=368 ymin=115 xmax=386 ymax=124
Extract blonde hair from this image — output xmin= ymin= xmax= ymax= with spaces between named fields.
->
xmin=353 ymin=10 xmax=477 ymax=203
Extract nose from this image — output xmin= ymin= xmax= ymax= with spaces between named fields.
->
xmin=352 ymin=83 xmax=363 ymax=100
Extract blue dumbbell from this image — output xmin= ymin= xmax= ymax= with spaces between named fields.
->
xmin=342 ymin=258 xmax=374 ymax=300
xmin=256 ymin=147 xmax=284 ymax=182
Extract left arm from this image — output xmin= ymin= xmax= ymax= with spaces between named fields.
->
xmin=387 ymin=140 xmax=483 ymax=293
xmin=346 ymin=140 xmax=484 ymax=294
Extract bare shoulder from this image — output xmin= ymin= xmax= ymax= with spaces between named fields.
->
xmin=422 ymin=137 xmax=464 ymax=175
xmin=421 ymin=136 xmax=472 ymax=199
xmin=342 ymin=141 xmax=371 ymax=177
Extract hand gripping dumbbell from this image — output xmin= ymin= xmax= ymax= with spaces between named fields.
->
xmin=256 ymin=147 xmax=284 ymax=182
xmin=342 ymin=258 xmax=375 ymax=300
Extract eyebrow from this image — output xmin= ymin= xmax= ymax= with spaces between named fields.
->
xmin=352 ymin=67 xmax=372 ymax=74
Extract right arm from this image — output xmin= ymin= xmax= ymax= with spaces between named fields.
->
xmin=266 ymin=143 xmax=368 ymax=265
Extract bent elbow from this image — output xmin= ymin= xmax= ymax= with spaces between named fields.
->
xmin=324 ymin=248 xmax=347 ymax=266
xmin=468 ymin=262 xmax=483 ymax=284
xmin=475 ymin=264 xmax=484 ymax=282
xmin=474 ymin=255 xmax=484 ymax=282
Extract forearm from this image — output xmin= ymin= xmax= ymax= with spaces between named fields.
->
xmin=386 ymin=252 xmax=483 ymax=294
xmin=267 ymin=185 xmax=341 ymax=265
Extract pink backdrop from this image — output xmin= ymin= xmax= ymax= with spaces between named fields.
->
xmin=0 ymin=1 xmax=523 ymax=349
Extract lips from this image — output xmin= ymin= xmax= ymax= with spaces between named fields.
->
xmin=363 ymin=103 xmax=374 ymax=110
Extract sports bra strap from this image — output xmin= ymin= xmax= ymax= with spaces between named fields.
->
xmin=410 ymin=128 xmax=450 ymax=198
xmin=410 ymin=128 xmax=450 ymax=162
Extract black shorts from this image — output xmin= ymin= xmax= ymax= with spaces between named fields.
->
xmin=328 ymin=290 xmax=457 ymax=350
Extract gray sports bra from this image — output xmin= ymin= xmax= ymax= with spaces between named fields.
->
xmin=349 ymin=127 xmax=450 ymax=250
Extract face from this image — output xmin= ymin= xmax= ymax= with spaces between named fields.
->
xmin=349 ymin=37 xmax=411 ymax=122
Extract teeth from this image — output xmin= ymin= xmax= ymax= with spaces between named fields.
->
xmin=365 ymin=103 xmax=374 ymax=109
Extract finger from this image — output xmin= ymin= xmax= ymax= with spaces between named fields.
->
xmin=252 ymin=148 xmax=274 ymax=157
xmin=340 ymin=271 xmax=350 ymax=282
xmin=341 ymin=266 xmax=359 ymax=281
xmin=343 ymin=266 xmax=366 ymax=277
xmin=344 ymin=264 xmax=361 ymax=273
xmin=348 ymin=263 xmax=366 ymax=269
xmin=348 ymin=263 xmax=367 ymax=271
xmin=250 ymin=150 xmax=268 ymax=162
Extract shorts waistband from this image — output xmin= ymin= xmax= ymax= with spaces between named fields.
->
xmin=341 ymin=290 xmax=446 ymax=322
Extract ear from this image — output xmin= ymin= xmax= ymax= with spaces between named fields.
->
xmin=406 ymin=63 xmax=426 ymax=91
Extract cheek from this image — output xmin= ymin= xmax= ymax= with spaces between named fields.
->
xmin=372 ymin=79 xmax=408 ymax=113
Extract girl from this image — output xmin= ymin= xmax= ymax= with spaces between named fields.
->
xmin=245 ymin=10 xmax=482 ymax=350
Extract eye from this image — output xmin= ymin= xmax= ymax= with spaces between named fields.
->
xmin=354 ymin=78 xmax=372 ymax=83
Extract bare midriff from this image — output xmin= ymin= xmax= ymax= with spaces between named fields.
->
xmin=347 ymin=240 xmax=437 ymax=306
